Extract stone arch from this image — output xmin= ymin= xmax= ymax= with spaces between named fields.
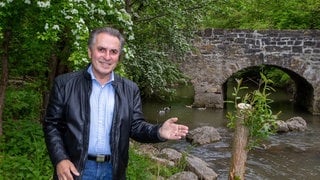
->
xmin=281 ymin=66 xmax=314 ymax=112
xmin=179 ymin=29 xmax=320 ymax=114
xmin=221 ymin=64 xmax=314 ymax=113
xmin=262 ymin=58 xmax=319 ymax=114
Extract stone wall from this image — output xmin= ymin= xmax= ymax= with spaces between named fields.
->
xmin=179 ymin=29 xmax=320 ymax=114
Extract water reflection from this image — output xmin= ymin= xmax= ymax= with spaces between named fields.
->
xmin=142 ymin=85 xmax=320 ymax=179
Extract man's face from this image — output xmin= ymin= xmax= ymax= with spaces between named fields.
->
xmin=88 ymin=33 xmax=121 ymax=82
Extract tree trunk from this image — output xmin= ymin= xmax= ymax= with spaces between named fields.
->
xmin=0 ymin=29 xmax=11 ymax=136
xmin=229 ymin=103 xmax=251 ymax=180
xmin=40 ymin=35 xmax=71 ymax=122
xmin=40 ymin=53 xmax=59 ymax=121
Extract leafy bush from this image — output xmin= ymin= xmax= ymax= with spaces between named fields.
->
xmin=231 ymin=65 xmax=294 ymax=89
xmin=0 ymin=119 xmax=52 ymax=179
xmin=202 ymin=0 xmax=320 ymax=29
xmin=265 ymin=67 xmax=293 ymax=88
xmin=3 ymin=86 xmax=41 ymax=121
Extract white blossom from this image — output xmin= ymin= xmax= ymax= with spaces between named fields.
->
xmin=24 ymin=0 xmax=31 ymax=4
xmin=37 ymin=1 xmax=50 ymax=8
xmin=89 ymin=4 xmax=96 ymax=11
xmin=128 ymin=35 xmax=135 ymax=41
xmin=79 ymin=18 xmax=85 ymax=24
xmin=106 ymin=0 xmax=112 ymax=8
xmin=71 ymin=29 xmax=77 ymax=36
xmin=65 ymin=15 xmax=73 ymax=20
xmin=61 ymin=9 xmax=67 ymax=16
xmin=7 ymin=0 xmax=13 ymax=3
xmin=44 ymin=23 xmax=49 ymax=30
xmin=70 ymin=8 xmax=78 ymax=15
xmin=52 ymin=25 xmax=60 ymax=30
xmin=73 ymin=0 xmax=86 ymax=3
xmin=75 ymin=22 xmax=82 ymax=29
xmin=0 ymin=2 xmax=5 ymax=7
xmin=96 ymin=9 xmax=106 ymax=16
xmin=74 ymin=41 xmax=79 ymax=47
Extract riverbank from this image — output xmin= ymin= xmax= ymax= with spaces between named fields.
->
xmin=130 ymin=141 xmax=218 ymax=180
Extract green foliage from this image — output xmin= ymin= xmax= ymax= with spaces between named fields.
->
xmin=33 ymin=0 xmax=135 ymax=70
xmin=226 ymin=73 xmax=280 ymax=149
xmin=3 ymin=86 xmax=41 ymax=121
xmin=226 ymin=79 xmax=249 ymax=129
xmin=0 ymin=86 xmax=50 ymax=179
xmin=130 ymin=0 xmax=208 ymax=58
xmin=127 ymin=147 xmax=155 ymax=179
xmin=264 ymin=67 xmax=292 ymax=88
xmin=0 ymin=0 xmax=135 ymax=75
xmin=0 ymin=119 xmax=52 ymax=179
xmin=124 ymin=0 xmax=210 ymax=100
xmin=203 ymin=0 xmax=320 ymax=29
xmin=124 ymin=50 xmax=187 ymax=100
xmin=232 ymin=65 xmax=294 ymax=89
xmin=0 ymin=0 xmax=210 ymax=102
xmin=0 ymin=1 xmax=50 ymax=80
xmin=127 ymin=142 xmax=187 ymax=179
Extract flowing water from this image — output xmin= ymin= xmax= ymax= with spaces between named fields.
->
xmin=142 ymin=85 xmax=320 ymax=180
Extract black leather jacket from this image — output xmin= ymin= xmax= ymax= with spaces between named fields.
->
xmin=43 ymin=66 xmax=165 ymax=180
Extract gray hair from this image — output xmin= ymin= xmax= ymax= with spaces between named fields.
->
xmin=88 ymin=27 xmax=125 ymax=52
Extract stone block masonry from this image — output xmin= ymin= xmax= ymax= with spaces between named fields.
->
xmin=179 ymin=29 xmax=320 ymax=115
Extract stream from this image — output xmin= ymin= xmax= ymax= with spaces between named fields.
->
xmin=142 ymin=85 xmax=320 ymax=180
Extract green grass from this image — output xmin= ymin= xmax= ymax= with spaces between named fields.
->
xmin=127 ymin=142 xmax=187 ymax=179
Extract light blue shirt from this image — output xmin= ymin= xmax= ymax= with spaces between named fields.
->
xmin=87 ymin=65 xmax=115 ymax=155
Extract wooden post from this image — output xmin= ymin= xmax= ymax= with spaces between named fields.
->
xmin=229 ymin=103 xmax=251 ymax=180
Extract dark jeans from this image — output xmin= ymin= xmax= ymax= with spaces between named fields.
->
xmin=82 ymin=160 xmax=113 ymax=180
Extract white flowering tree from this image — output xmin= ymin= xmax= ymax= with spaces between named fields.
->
xmin=124 ymin=0 xmax=212 ymax=100
xmin=0 ymin=0 xmax=211 ymax=135
xmin=0 ymin=0 xmax=133 ymax=135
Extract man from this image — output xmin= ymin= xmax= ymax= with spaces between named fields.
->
xmin=43 ymin=27 xmax=189 ymax=180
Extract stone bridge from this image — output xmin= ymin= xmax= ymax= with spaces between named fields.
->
xmin=179 ymin=29 xmax=320 ymax=115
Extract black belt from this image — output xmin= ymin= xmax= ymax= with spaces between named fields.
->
xmin=87 ymin=154 xmax=111 ymax=163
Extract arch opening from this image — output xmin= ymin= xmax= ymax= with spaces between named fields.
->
xmin=223 ymin=65 xmax=314 ymax=114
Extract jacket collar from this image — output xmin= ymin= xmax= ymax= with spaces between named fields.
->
xmin=83 ymin=63 xmax=118 ymax=84
xmin=83 ymin=64 xmax=123 ymax=89
xmin=84 ymin=64 xmax=92 ymax=80
xmin=112 ymin=73 xmax=122 ymax=89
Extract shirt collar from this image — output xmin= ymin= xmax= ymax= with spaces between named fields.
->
xmin=87 ymin=64 xmax=114 ymax=84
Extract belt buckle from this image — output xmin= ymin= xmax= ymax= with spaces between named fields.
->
xmin=96 ymin=155 xmax=105 ymax=162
